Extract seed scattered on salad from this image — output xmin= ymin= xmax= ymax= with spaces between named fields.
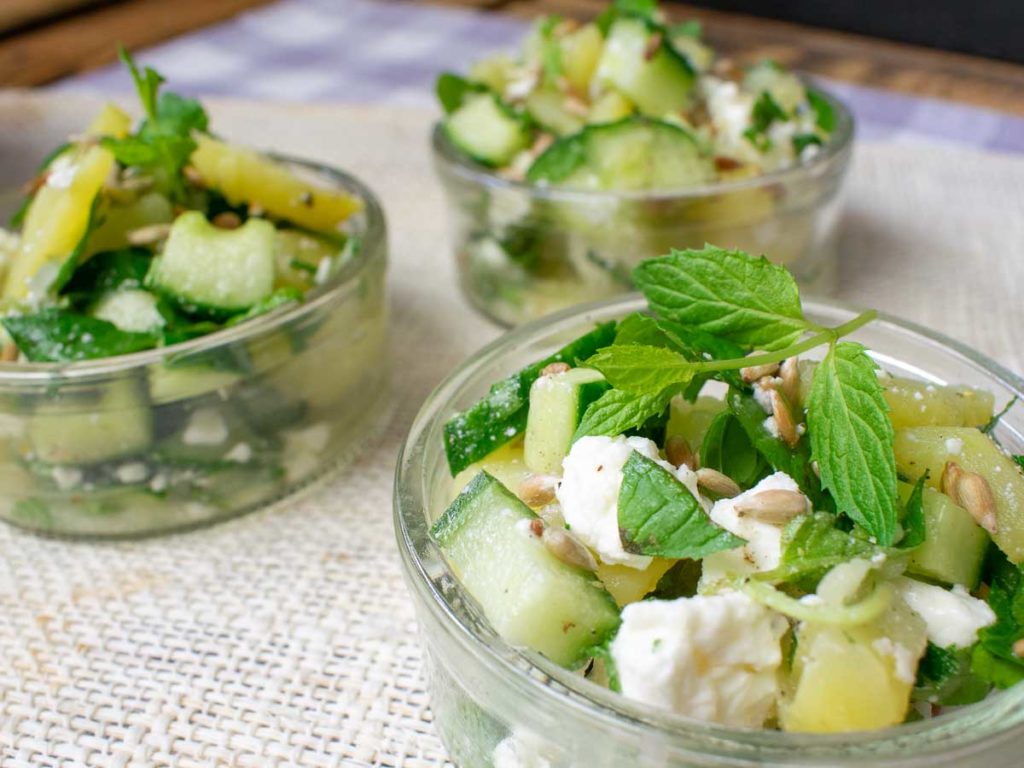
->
xmin=0 ymin=47 xmax=363 ymax=364
xmin=432 ymin=244 xmax=1024 ymax=735
xmin=436 ymin=0 xmax=836 ymax=188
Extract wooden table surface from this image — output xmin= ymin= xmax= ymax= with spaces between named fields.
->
xmin=1 ymin=0 xmax=1022 ymax=117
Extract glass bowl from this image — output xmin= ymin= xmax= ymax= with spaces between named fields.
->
xmin=432 ymin=87 xmax=853 ymax=327
xmin=395 ymin=295 xmax=1024 ymax=767
xmin=0 ymin=159 xmax=389 ymax=539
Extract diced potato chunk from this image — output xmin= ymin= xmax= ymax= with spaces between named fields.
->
xmin=190 ymin=135 xmax=362 ymax=234
xmin=5 ymin=145 xmax=114 ymax=300
xmin=560 ymin=23 xmax=604 ymax=94
xmin=596 ymin=558 xmax=674 ymax=606
xmin=782 ymin=594 xmax=926 ymax=733
xmin=450 ymin=439 xmax=531 ymax=503
xmin=894 ymin=426 xmax=1024 ymax=563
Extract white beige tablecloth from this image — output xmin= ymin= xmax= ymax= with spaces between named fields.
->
xmin=0 ymin=93 xmax=1022 ymax=767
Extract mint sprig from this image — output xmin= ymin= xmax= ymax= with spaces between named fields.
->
xmin=574 ymin=388 xmax=673 ymax=440
xmin=632 ymin=246 xmax=809 ymax=351
xmin=807 ymin=342 xmax=899 ymax=546
xmin=585 ymin=344 xmax=694 ymax=396
xmin=618 ymin=451 xmax=744 ymax=558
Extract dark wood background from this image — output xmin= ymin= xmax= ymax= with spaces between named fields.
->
xmin=1 ymin=0 xmax=1022 ymax=117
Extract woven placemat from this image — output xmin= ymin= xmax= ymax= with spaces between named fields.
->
xmin=0 ymin=93 xmax=1022 ymax=766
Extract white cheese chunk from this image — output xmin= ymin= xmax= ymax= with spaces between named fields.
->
xmin=611 ymin=591 xmax=788 ymax=727
xmin=700 ymin=472 xmax=807 ymax=587
xmin=557 ymin=435 xmax=665 ymax=570
xmin=895 ymin=578 xmax=995 ymax=649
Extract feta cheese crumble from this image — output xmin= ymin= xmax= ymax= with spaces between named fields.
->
xmin=611 ymin=591 xmax=788 ymax=727
xmin=895 ymin=578 xmax=995 ymax=648
xmin=701 ymin=472 xmax=808 ymax=586
xmin=557 ymin=435 xmax=680 ymax=569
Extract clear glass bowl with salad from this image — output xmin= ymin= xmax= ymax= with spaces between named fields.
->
xmin=0 ymin=52 xmax=389 ymax=538
xmin=432 ymin=0 xmax=853 ymax=326
xmin=396 ymin=245 xmax=1024 ymax=766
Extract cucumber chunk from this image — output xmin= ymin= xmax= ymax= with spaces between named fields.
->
xmin=525 ymin=88 xmax=585 ymax=136
xmin=443 ymin=321 xmax=617 ymax=475
xmin=894 ymin=426 xmax=1024 ymax=564
xmin=524 ymin=367 xmax=609 ymax=474
xmin=432 ymin=471 xmax=620 ymax=667
xmin=444 ymin=93 xmax=531 ymax=167
xmin=528 ymin=117 xmax=713 ymax=191
xmin=149 ymin=211 xmax=275 ymax=314
xmin=595 ymin=17 xmax=695 ymax=117
xmin=899 ymin=482 xmax=989 ymax=589
xmin=27 ymin=378 xmax=152 ymax=465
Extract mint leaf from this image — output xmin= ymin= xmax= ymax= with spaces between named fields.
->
xmin=807 ymin=88 xmax=836 ymax=133
xmin=632 ymin=246 xmax=808 ymax=351
xmin=585 ymin=344 xmax=694 ymax=396
xmin=914 ymin=643 xmax=991 ymax=706
xmin=61 ymin=247 xmax=152 ymax=297
xmin=574 ymin=387 xmax=672 ymax=440
xmin=526 ymin=130 xmax=588 ymax=184
xmin=899 ymin=474 xmax=928 ymax=549
xmin=792 ymin=133 xmax=823 ymax=155
xmin=975 ymin=552 xmax=1024 ymax=684
xmin=2 ymin=308 xmax=159 ymax=362
xmin=759 ymin=512 xmax=879 ymax=588
xmin=537 ymin=16 xmax=565 ymax=83
xmin=119 ymin=45 xmax=162 ymax=121
xmin=700 ymin=410 xmax=769 ymax=489
xmin=807 ymin=342 xmax=899 ymax=545
xmin=728 ymin=389 xmax=829 ymax=509
xmin=436 ymin=72 xmax=487 ymax=114
xmin=618 ymin=451 xmax=744 ymax=558
xmin=743 ymin=91 xmax=788 ymax=151
xmin=983 ymin=395 xmax=1018 ymax=435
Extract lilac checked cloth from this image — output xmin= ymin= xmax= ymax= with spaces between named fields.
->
xmin=53 ymin=0 xmax=1024 ymax=154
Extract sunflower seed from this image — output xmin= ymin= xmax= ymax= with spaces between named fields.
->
xmin=944 ymin=461 xmax=998 ymax=534
xmin=126 ymin=223 xmax=172 ymax=246
xmin=519 ymin=474 xmax=558 ymax=507
xmin=770 ymin=389 xmax=800 ymax=448
xmin=696 ymin=467 xmax=741 ymax=498
xmin=542 ymin=526 xmax=598 ymax=571
xmin=741 ymin=352 xmax=780 ymax=384
xmin=779 ymin=357 xmax=801 ymax=407
xmin=1014 ymin=639 xmax=1024 ymax=658
xmin=665 ymin=435 xmax=696 ymax=470
xmin=212 ymin=211 xmax=242 ymax=230
xmin=644 ymin=30 xmax=663 ymax=61
xmin=734 ymin=489 xmax=809 ymax=524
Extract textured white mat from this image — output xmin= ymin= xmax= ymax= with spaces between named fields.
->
xmin=0 ymin=93 xmax=1022 ymax=766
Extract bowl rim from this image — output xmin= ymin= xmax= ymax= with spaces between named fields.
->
xmin=394 ymin=292 xmax=1024 ymax=758
xmin=431 ymin=79 xmax=855 ymax=203
xmin=0 ymin=156 xmax=387 ymax=383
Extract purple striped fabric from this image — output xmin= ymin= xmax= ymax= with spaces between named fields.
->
xmin=52 ymin=0 xmax=1024 ymax=154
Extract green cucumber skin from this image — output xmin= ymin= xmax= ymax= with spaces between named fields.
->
xmin=443 ymin=321 xmax=617 ymax=475
xmin=443 ymin=94 xmax=532 ymax=168
xmin=524 ymin=368 xmax=610 ymax=475
xmin=431 ymin=471 xmax=621 ymax=668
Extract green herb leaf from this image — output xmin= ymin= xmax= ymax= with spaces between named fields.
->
xmin=119 ymin=45 xmax=163 ymax=121
xmin=700 ymin=410 xmax=769 ymax=489
xmin=618 ymin=451 xmax=744 ymax=558
xmin=807 ymin=342 xmax=899 ymax=545
xmin=974 ymin=551 xmax=1024 ymax=686
xmin=585 ymin=344 xmax=694 ymax=396
xmin=526 ymin=130 xmax=588 ymax=184
xmin=436 ymin=72 xmax=488 ymax=114
xmin=728 ymin=389 xmax=829 ymax=509
xmin=443 ymin=322 xmax=617 ymax=474
xmin=807 ymin=88 xmax=836 ymax=133
xmin=226 ymin=287 xmax=303 ymax=325
xmin=792 ymin=133 xmax=823 ymax=155
xmin=632 ymin=246 xmax=808 ymax=351
xmin=2 ymin=308 xmax=159 ymax=362
xmin=743 ymin=91 xmax=788 ymax=151
xmin=759 ymin=512 xmax=879 ymax=588
xmin=914 ymin=643 xmax=991 ymax=706
xmin=537 ymin=16 xmax=565 ymax=83
xmin=983 ymin=396 xmax=1018 ymax=435
xmin=574 ymin=387 xmax=673 ymax=441
xmin=898 ymin=474 xmax=928 ymax=549
xmin=61 ymin=247 xmax=152 ymax=297
xmin=670 ymin=19 xmax=702 ymax=38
